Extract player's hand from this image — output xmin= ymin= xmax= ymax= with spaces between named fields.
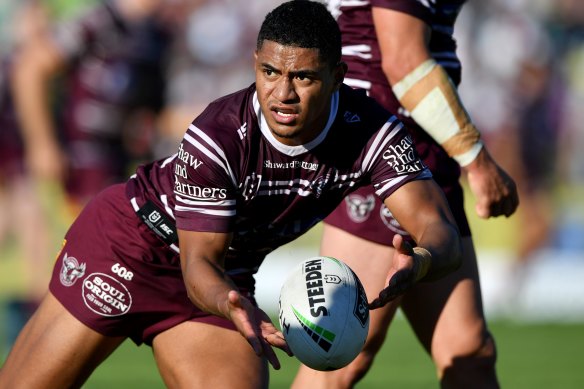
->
xmin=465 ymin=148 xmax=519 ymax=219
xmin=226 ymin=290 xmax=292 ymax=370
xmin=369 ymin=235 xmax=417 ymax=310
xmin=26 ymin=138 xmax=67 ymax=182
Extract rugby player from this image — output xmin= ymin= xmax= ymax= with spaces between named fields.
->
xmin=0 ymin=2 xmax=464 ymax=387
xmin=293 ymin=1 xmax=519 ymax=388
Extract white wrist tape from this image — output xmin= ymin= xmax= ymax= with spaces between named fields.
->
xmin=392 ymin=59 xmax=482 ymax=166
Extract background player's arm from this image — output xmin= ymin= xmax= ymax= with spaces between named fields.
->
xmin=372 ymin=7 xmax=518 ymax=218
xmin=11 ymin=29 xmax=67 ymax=181
xmin=177 ymin=229 xmax=289 ymax=368
xmin=369 ymin=178 xmax=462 ymax=308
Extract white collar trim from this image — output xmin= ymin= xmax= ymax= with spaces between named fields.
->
xmin=254 ymin=91 xmax=339 ymax=157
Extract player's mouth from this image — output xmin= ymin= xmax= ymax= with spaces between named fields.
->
xmin=271 ymin=107 xmax=298 ymax=124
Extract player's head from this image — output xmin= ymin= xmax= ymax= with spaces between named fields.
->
xmin=257 ymin=0 xmax=342 ymax=68
xmin=254 ymin=0 xmax=346 ymax=146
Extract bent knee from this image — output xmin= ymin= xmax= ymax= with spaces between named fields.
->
xmin=436 ymin=332 xmax=498 ymax=386
xmin=433 ymin=324 xmax=497 ymax=366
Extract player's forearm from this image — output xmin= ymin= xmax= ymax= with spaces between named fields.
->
xmin=391 ymin=59 xmax=483 ymax=166
xmin=11 ymin=52 xmax=59 ymax=149
xmin=415 ymin=220 xmax=462 ymax=281
xmin=182 ymin=257 xmax=237 ymax=319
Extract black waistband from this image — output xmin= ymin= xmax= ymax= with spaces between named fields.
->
xmin=136 ymin=200 xmax=178 ymax=246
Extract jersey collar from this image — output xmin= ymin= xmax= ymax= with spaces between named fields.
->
xmin=254 ymin=91 xmax=339 ymax=157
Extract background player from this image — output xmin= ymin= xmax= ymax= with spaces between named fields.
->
xmin=1 ymin=0 xmax=188 ymax=347
xmin=293 ymin=1 xmax=519 ymax=388
xmin=11 ymin=0 xmax=184 ymax=212
xmin=0 ymin=2 xmax=464 ymax=387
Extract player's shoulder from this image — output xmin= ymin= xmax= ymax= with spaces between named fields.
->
xmin=337 ymin=84 xmax=393 ymax=128
xmin=190 ymin=84 xmax=258 ymax=147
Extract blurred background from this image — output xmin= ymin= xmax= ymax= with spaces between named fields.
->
xmin=0 ymin=0 xmax=583 ymax=387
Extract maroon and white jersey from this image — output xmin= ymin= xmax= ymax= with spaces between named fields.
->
xmin=127 ymin=84 xmax=431 ymax=275
xmin=326 ymin=0 xmax=465 ymax=190
xmin=328 ymin=0 xmax=465 ymax=91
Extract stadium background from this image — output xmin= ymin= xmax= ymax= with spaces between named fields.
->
xmin=1 ymin=0 xmax=583 ymax=387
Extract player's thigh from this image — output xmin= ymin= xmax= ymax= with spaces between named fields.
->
xmin=153 ymin=321 xmax=269 ymax=389
xmin=321 ymin=224 xmax=400 ymax=347
xmin=0 ymin=292 xmax=125 ymax=389
xmin=321 ymin=223 xmax=394 ymax=298
xmin=401 ymin=237 xmax=488 ymax=358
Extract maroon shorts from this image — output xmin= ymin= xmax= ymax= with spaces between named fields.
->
xmin=325 ymin=82 xmax=471 ymax=245
xmin=49 ymin=184 xmax=255 ymax=346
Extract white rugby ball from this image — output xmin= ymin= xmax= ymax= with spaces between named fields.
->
xmin=278 ymin=256 xmax=370 ymax=371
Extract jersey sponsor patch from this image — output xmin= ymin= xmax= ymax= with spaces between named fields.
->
xmin=382 ymin=135 xmax=426 ymax=174
xmin=82 ymin=273 xmax=132 ymax=317
xmin=59 ymin=253 xmax=86 ymax=287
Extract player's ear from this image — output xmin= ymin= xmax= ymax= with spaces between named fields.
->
xmin=333 ymin=61 xmax=348 ymax=91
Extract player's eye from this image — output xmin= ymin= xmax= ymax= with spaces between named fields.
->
xmin=295 ymin=73 xmax=310 ymax=82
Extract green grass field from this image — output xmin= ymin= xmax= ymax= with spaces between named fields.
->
xmin=2 ymin=306 xmax=583 ymax=388
xmin=2 ymin=184 xmax=584 ymax=387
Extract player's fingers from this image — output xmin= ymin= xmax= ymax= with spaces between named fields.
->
xmin=264 ymin=332 xmax=292 ymax=355
xmin=256 ymin=319 xmax=283 ymax=368
xmin=475 ymin=202 xmax=490 ymax=219
xmin=368 ymin=286 xmax=392 ymax=309
xmin=262 ymin=340 xmax=281 ymax=370
xmin=392 ymin=234 xmax=413 ymax=255
xmin=247 ymin=335 xmax=263 ymax=357
xmin=368 ymin=297 xmax=383 ymax=310
xmin=488 ymin=200 xmax=504 ymax=218
xmin=368 ymin=285 xmax=398 ymax=309
xmin=227 ymin=291 xmax=264 ymax=356
xmin=392 ymin=233 xmax=403 ymax=250
xmin=504 ymin=187 xmax=520 ymax=217
xmin=260 ymin=321 xmax=293 ymax=356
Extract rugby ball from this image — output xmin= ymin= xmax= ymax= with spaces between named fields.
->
xmin=278 ymin=256 xmax=370 ymax=371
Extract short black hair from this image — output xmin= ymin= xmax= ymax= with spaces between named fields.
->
xmin=257 ymin=0 xmax=341 ymax=67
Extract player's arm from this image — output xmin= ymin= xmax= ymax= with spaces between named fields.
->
xmin=11 ymin=29 xmax=67 ymax=181
xmin=369 ymin=179 xmax=462 ymax=308
xmin=372 ymin=8 xmax=481 ymax=165
xmin=178 ymin=229 xmax=290 ymax=369
xmin=372 ymin=7 xmax=519 ymax=218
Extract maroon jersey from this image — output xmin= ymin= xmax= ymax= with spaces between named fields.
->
xmin=127 ymin=83 xmax=431 ymax=276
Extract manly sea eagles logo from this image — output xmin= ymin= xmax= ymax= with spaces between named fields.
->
xmin=380 ymin=206 xmax=410 ymax=235
xmin=311 ymin=174 xmax=332 ymax=198
xmin=59 ymin=253 xmax=86 ymax=287
xmin=345 ymin=194 xmax=375 ymax=223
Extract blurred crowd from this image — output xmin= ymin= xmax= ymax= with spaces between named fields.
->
xmin=0 ymin=0 xmax=583 ymax=354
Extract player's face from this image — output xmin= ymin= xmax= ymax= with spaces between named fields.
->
xmin=255 ymin=40 xmax=345 ymax=146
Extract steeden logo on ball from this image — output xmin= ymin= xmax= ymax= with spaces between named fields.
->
xmin=279 ymin=256 xmax=370 ymax=371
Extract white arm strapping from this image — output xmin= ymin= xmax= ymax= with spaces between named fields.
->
xmin=392 ymin=59 xmax=482 ymax=166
